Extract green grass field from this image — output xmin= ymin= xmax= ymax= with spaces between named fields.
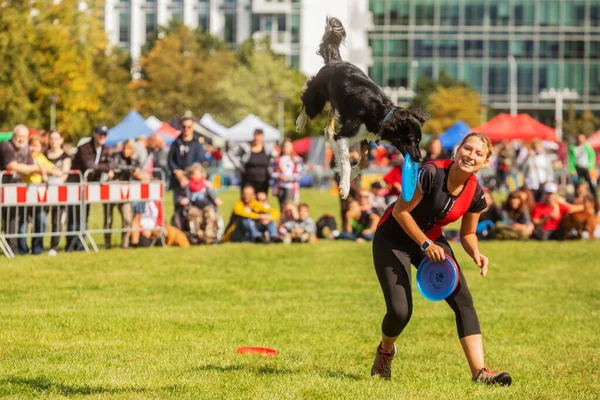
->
xmin=1 ymin=190 xmax=599 ymax=399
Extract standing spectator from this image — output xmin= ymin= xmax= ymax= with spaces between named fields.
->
xmin=105 ymin=139 xmax=142 ymax=249
xmin=495 ymin=140 xmax=513 ymax=192
xmin=531 ymin=183 xmax=584 ymax=240
xmin=147 ymin=133 xmax=170 ymax=183
xmin=271 ymin=138 xmax=304 ymax=209
xmin=19 ymin=135 xmax=62 ymax=255
xmin=524 ymin=139 xmax=554 ymax=201
xmin=68 ymin=125 xmax=114 ymax=251
xmin=222 ymin=185 xmax=281 ymax=243
xmin=134 ymin=135 xmax=153 ymax=180
xmin=168 ymin=117 xmax=205 ymax=229
xmin=0 ymin=125 xmax=43 ymax=255
xmin=227 ymin=128 xmax=276 ymax=195
xmin=423 ymin=137 xmax=450 ymax=162
xmin=568 ymin=133 xmax=597 ymax=202
xmin=45 ymin=130 xmax=72 ymax=256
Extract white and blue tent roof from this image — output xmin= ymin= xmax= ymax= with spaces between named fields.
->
xmin=105 ymin=110 xmax=154 ymax=147
xmin=439 ymin=121 xmax=471 ymax=150
xmin=222 ymin=114 xmax=281 ymax=142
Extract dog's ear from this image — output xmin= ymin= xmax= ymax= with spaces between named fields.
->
xmin=408 ymin=109 xmax=430 ymax=126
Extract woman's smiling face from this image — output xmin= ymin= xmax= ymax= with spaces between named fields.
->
xmin=454 ymin=136 xmax=490 ymax=174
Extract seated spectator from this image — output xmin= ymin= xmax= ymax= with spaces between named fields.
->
xmin=517 ymin=186 xmax=536 ymax=214
xmin=496 ymin=191 xmax=534 ymax=240
xmin=476 ymin=188 xmax=502 ymax=240
xmin=131 ymin=200 xmax=161 ymax=248
xmin=369 ymin=181 xmax=388 ymax=216
xmin=278 ymin=201 xmax=299 ymax=237
xmin=571 ymin=182 xmax=598 ymax=213
xmin=282 ymin=203 xmax=317 ymax=244
xmin=174 ymin=163 xmax=223 ymax=244
xmin=223 ymin=185 xmax=281 ymax=243
xmin=337 ymin=198 xmax=380 ymax=242
xmin=531 ymin=183 xmax=584 ymax=240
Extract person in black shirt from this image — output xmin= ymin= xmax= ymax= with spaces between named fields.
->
xmin=45 ymin=130 xmax=72 ymax=255
xmin=168 ymin=117 xmax=205 ymax=229
xmin=370 ymin=132 xmax=512 ymax=386
xmin=227 ymin=129 xmax=276 ymax=195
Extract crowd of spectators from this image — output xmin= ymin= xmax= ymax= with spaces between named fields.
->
xmin=1 ymin=118 xmax=599 ymax=257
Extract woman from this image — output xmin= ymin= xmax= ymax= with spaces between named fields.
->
xmin=371 ymin=132 xmax=511 ymax=385
xmin=45 ymin=130 xmax=72 ymax=256
xmin=270 ymin=138 xmax=304 ymax=209
xmin=524 ymin=139 xmax=554 ymax=202
xmin=227 ymin=129 xmax=276 ymax=195
xmin=497 ymin=191 xmax=534 ymax=239
xmin=105 ymin=139 xmax=141 ymax=249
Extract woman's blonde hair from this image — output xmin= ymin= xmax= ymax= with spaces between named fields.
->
xmin=186 ymin=162 xmax=205 ymax=178
xmin=452 ymin=132 xmax=494 ymax=164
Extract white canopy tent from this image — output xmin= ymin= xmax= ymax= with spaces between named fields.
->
xmin=222 ymin=114 xmax=281 ymax=143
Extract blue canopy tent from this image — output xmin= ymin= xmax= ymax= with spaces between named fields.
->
xmin=439 ymin=121 xmax=471 ymax=150
xmin=105 ymin=110 xmax=154 ymax=147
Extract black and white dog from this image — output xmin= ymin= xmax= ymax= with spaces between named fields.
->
xmin=296 ymin=17 xmax=429 ymax=199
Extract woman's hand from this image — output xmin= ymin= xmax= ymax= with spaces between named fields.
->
xmin=425 ymin=244 xmax=446 ymax=263
xmin=472 ymin=251 xmax=489 ymax=277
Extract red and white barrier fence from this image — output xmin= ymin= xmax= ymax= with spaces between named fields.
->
xmin=0 ymin=169 xmax=166 ymax=259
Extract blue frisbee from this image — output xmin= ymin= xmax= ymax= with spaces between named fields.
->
xmin=401 ymin=153 xmax=418 ymax=202
xmin=416 ymin=255 xmax=459 ymax=302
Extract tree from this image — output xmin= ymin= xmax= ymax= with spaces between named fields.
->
xmin=0 ymin=0 xmax=133 ymax=141
xmin=131 ymin=25 xmax=237 ymax=122
xmin=409 ymin=69 xmax=470 ymax=111
xmin=564 ymin=103 xmax=579 ymax=140
xmin=581 ymin=109 xmax=597 ymax=137
xmin=0 ymin=2 xmax=40 ymax=128
xmin=425 ymin=86 xmax=482 ymax=135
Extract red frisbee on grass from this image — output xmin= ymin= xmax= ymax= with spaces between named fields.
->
xmin=237 ymin=346 xmax=277 ymax=357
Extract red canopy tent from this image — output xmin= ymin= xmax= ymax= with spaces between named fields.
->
xmin=472 ymin=113 xmax=557 ymax=143
xmin=587 ymin=129 xmax=600 ymax=150
xmin=292 ymin=136 xmax=313 ymax=156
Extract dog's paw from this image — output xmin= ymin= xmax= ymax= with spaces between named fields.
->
xmin=338 ymin=179 xmax=350 ymax=199
xmin=296 ymin=113 xmax=307 ymax=132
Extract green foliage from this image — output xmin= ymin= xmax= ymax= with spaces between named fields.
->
xmin=0 ymin=0 xmax=132 ymax=141
xmin=563 ymin=104 xmax=598 ymax=140
xmin=426 ymin=86 xmax=482 ymax=135
xmin=410 ymin=69 xmax=471 ymax=111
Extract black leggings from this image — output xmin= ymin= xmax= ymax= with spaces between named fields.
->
xmin=373 ymin=232 xmax=480 ymax=339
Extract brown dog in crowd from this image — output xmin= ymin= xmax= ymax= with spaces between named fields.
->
xmin=562 ymin=195 xmax=597 ymax=239
xmin=165 ymin=225 xmax=191 ymax=248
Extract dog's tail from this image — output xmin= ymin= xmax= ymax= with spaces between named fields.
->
xmin=317 ymin=17 xmax=346 ymax=65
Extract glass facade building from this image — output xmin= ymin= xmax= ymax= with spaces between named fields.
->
xmin=368 ymin=0 xmax=600 ymax=113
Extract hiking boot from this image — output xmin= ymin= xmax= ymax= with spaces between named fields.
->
xmin=370 ymin=343 xmax=396 ymax=379
xmin=473 ymin=367 xmax=512 ymax=386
